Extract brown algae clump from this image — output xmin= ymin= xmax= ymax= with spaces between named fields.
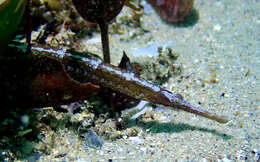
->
xmin=138 ymin=46 xmax=182 ymax=85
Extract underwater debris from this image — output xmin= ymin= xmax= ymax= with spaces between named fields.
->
xmin=138 ymin=46 xmax=182 ymax=85
xmin=147 ymin=0 xmax=194 ymax=23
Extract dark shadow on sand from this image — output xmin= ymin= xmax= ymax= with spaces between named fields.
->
xmin=125 ymin=119 xmax=232 ymax=140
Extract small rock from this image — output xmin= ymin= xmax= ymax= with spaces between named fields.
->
xmin=81 ymin=130 xmax=103 ymax=149
xmin=129 ymin=136 xmax=144 ymax=145
xmin=222 ymin=157 xmax=232 ymax=162
xmin=213 ymin=24 xmax=222 ymax=31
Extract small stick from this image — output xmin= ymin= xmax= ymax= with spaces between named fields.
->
xmin=98 ymin=19 xmax=110 ymax=64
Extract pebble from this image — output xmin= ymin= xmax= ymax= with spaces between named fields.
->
xmin=213 ymin=24 xmax=222 ymax=31
xmin=81 ymin=130 xmax=104 ymax=149
xmin=84 ymin=37 xmax=101 ymax=44
xmin=129 ymin=137 xmax=144 ymax=145
xmin=221 ymin=157 xmax=232 ymax=162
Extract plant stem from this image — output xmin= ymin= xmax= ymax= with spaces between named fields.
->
xmin=98 ymin=19 xmax=110 ymax=64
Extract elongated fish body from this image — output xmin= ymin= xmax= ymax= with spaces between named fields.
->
xmin=32 ymin=46 xmax=228 ymax=123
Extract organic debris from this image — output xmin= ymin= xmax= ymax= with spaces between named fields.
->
xmin=139 ymin=46 xmax=182 ymax=85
